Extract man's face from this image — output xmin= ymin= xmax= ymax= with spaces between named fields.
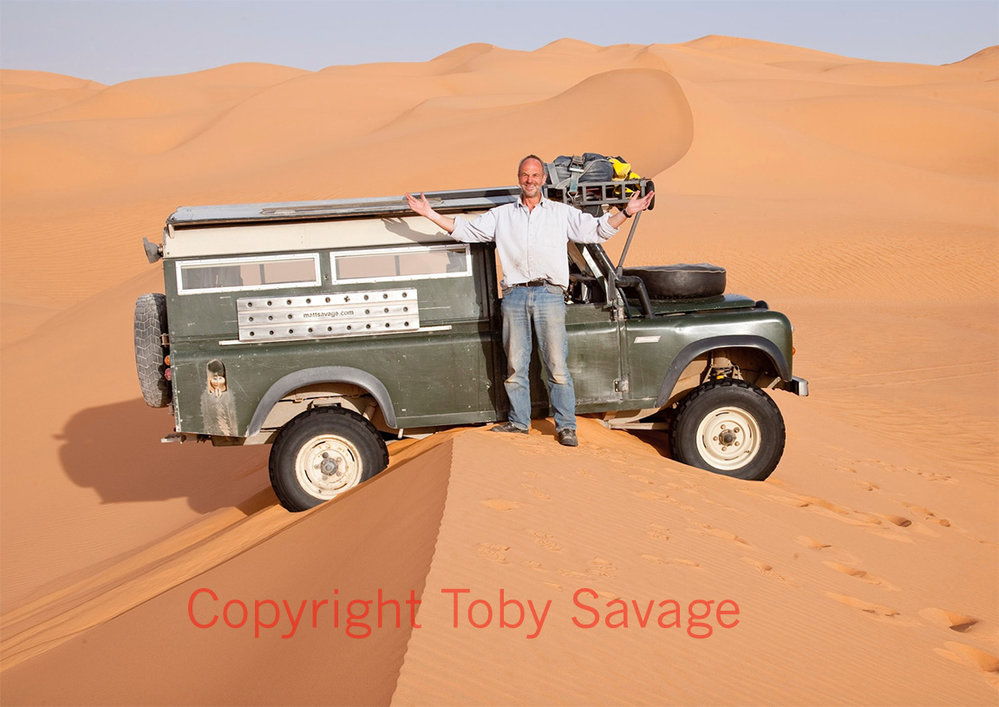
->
xmin=518 ymin=159 xmax=544 ymax=200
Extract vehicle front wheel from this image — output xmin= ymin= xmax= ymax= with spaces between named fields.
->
xmin=269 ymin=407 xmax=389 ymax=512
xmin=670 ymin=379 xmax=785 ymax=481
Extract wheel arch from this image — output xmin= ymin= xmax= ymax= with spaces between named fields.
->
xmin=246 ymin=367 xmax=398 ymax=437
xmin=655 ymin=336 xmax=791 ymax=408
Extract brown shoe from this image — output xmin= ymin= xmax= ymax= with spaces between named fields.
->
xmin=491 ymin=422 xmax=529 ymax=434
xmin=556 ymin=428 xmax=578 ymax=447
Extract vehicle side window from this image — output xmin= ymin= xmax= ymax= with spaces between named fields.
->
xmin=331 ymin=244 xmax=470 ymax=284
xmin=177 ymin=254 xmax=320 ymax=294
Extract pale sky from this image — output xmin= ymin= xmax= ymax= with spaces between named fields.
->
xmin=1 ymin=0 xmax=996 ymax=85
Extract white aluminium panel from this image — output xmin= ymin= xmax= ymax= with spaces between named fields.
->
xmin=163 ymin=215 xmax=477 ymax=259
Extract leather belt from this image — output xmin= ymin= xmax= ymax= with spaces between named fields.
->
xmin=512 ymin=279 xmax=551 ymax=287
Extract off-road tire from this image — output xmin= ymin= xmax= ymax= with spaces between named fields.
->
xmin=134 ymin=293 xmax=171 ymax=408
xmin=269 ymin=407 xmax=389 ymax=512
xmin=670 ymin=379 xmax=785 ymax=480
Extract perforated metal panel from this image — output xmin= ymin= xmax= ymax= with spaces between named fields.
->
xmin=236 ymin=289 xmax=419 ymax=342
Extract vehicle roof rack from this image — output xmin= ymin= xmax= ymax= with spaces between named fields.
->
xmin=544 ymin=178 xmax=655 ymax=210
xmin=168 ymin=186 xmax=522 ymax=227
xmin=167 ymin=178 xmax=654 ymax=228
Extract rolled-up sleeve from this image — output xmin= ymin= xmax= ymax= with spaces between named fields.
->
xmin=566 ymin=207 xmax=618 ymax=244
xmin=451 ymin=211 xmax=498 ymax=243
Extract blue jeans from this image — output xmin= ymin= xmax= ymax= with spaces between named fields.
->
xmin=500 ymin=284 xmax=576 ymax=431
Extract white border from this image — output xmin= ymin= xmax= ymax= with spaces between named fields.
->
xmin=330 ymin=244 xmax=472 ymax=284
xmin=217 ymin=324 xmax=454 ymax=346
xmin=177 ymin=253 xmax=321 ymax=295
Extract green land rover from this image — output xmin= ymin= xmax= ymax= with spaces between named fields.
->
xmin=134 ymin=180 xmax=808 ymax=511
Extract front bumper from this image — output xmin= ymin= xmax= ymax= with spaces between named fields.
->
xmin=780 ymin=376 xmax=809 ymax=397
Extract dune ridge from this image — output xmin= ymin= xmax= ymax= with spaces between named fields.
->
xmin=1 ymin=37 xmax=997 ymax=705
xmin=4 ymin=416 xmax=995 ymax=703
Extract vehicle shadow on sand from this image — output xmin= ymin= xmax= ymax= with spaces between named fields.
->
xmin=626 ymin=428 xmax=676 ymax=460
xmin=57 ymin=398 xmax=271 ymax=513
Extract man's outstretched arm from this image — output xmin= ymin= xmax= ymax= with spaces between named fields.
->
xmin=405 ymin=193 xmax=456 ymax=234
xmin=607 ymin=189 xmax=655 ymax=230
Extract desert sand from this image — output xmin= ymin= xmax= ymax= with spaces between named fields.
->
xmin=1 ymin=36 xmax=997 ymax=705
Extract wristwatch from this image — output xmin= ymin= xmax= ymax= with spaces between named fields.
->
xmin=621 ymin=208 xmax=633 ymax=218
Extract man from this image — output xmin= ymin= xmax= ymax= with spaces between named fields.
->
xmin=406 ymin=155 xmax=655 ymax=446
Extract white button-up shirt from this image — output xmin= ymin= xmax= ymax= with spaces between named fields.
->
xmin=451 ymin=197 xmax=618 ymax=289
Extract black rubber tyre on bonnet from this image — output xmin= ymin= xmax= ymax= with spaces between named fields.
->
xmin=622 ymin=264 xmax=726 ymax=299
xmin=269 ymin=406 xmax=389 ymax=512
xmin=134 ymin=293 xmax=171 ymax=408
xmin=670 ymin=379 xmax=785 ymax=481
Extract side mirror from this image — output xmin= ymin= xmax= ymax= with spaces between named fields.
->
xmin=143 ymin=237 xmax=163 ymax=263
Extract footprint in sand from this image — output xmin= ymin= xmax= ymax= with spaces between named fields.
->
xmin=826 ymin=593 xmax=895 ymax=615
xmin=526 ymin=530 xmax=562 ymax=552
xmin=918 ymin=608 xmax=980 ymax=633
xmin=934 ymin=642 xmax=999 ymax=685
xmin=475 ymin=543 xmax=510 ymax=564
xmin=641 ymin=554 xmax=701 ymax=569
xmin=823 ymin=561 xmax=898 ymax=591
xmin=522 ymin=484 xmax=551 ymax=501
xmin=741 ymin=557 xmax=793 ymax=584
xmin=902 ymin=503 xmax=952 ymax=528
xmin=795 ymin=536 xmax=862 ymax=564
xmin=916 ymin=469 xmax=956 ymax=484
xmin=826 ymin=592 xmax=906 ymax=623
xmin=875 ymin=514 xmax=912 ymax=527
xmin=796 ymin=536 xmax=831 ymax=550
xmin=774 ymin=494 xmax=915 ymax=540
xmin=690 ymin=523 xmax=752 ymax=547
xmin=586 ymin=557 xmax=616 ymax=578
xmin=646 ymin=523 xmax=670 ymax=541
xmin=481 ymin=499 xmax=521 ymax=511
xmin=555 ymin=557 xmax=618 ymax=580
xmin=632 ymin=489 xmax=675 ymax=504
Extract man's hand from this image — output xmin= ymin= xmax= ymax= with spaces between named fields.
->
xmin=609 ymin=189 xmax=655 ymax=229
xmin=405 ymin=192 xmax=456 ymax=234
xmin=405 ymin=192 xmax=435 ymax=218
xmin=624 ymin=189 xmax=655 ymax=217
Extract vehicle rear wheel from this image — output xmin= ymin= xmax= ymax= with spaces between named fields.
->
xmin=670 ymin=379 xmax=785 ymax=480
xmin=134 ymin=293 xmax=171 ymax=407
xmin=269 ymin=407 xmax=389 ymax=511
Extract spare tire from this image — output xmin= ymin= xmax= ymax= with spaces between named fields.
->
xmin=622 ymin=263 xmax=726 ymax=299
xmin=134 ymin=293 xmax=172 ymax=407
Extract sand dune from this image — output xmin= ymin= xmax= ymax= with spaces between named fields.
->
xmin=0 ymin=71 xmax=106 ymax=124
xmin=1 ymin=36 xmax=997 ymax=705
xmin=4 ymin=419 xmax=996 ymax=703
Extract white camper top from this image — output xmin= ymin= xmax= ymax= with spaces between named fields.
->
xmin=161 ymin=187 xmax=520 ymax=259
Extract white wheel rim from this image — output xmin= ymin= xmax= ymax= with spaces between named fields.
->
xmin=694 ymin=406 xmax=761 ymax=471
xmin=295 ymin=434 xmax=364 ymax=500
